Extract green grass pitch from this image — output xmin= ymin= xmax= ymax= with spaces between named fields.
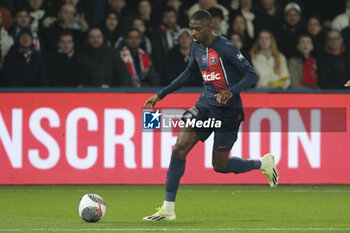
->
xmin=0 ymin=185 xmax=349 ymax=233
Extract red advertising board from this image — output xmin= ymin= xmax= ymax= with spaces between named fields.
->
xmin=0 ymin=93 xmax=349 ymax=184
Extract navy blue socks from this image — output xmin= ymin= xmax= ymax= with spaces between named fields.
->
xmin=164 ymin=156 xmax=186 ymax=202
xmin=223 ymin=157 xmax=261 ymax=174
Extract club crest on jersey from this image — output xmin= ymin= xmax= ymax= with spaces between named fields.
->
xmin=210 ymin=56 xmax=217 ymax=65
xmin=202 ymin=55 xmax=207 ymax=64
xmin=236 ymin=52 xmax=244 ymax=61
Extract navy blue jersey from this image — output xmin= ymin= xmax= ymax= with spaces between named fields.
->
xmin=158 ymin=36 xmax=258 ymax=119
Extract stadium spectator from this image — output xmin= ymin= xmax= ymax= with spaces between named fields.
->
xmin=79 ymin=28 xmax=131 ymax=87
xmin=275 ymin=2 xmax=306 ymax=58
xmin=99 ymin=10 xmax=121 ymax=48
xmin=317 ymin=29 xmax=350 ymax=89
xmin=25 ymin=0 xmax=46 ymax=36
xmin=188 ymin=0 xmax=229 ymax=35
xmin=331 ymin=0 xmax=350 ymax=32
xmin=250 ymin=30 xmax=290 ymax=89
xmin=208 ymin=7 xmax=224 ymax=35
xmin=228 ymin=0 xmax=240 ymax=15
xmin=92 ymin=0 xmax=130 ymax=32
xmin=0 ymin=5 xmax=13 ymax=30
xmin=135 ymin=0 xmax=155 ymax=38
xmin=229 ymin=0 xmax=255 ymax=39
xmin=166 ymin=0 xmax=189 ymax=28
xmin=130 ymin=16 xmax=152 ymax=55
xmin=0 ymin=10 xmax=14 ymax=71
xmin=120 ymin=28 xmax=156 ymax=87
xmin=47 ymin=31 xmax=83 ymax=87
xmin=253 ymin=0 xmax=283 ymax=36
xmin=228 ymin=32 xmax=243 ymax=49
xmin=288 ymin=35 xmax=318 ymax=89
xmin=162 ymin=28 xmax=202 ymax=86
xmin=152 ymin=7 xmax=180 ymax=80
xmin=1 ymin=28 xmax=47 ymax=87
xmin=41 ymin=4 xmax=86 ymax=54
xmin=227 ymin=32 xmax=250 ymax=59
xmin=9 ymin=7 xmax=31 ymax=40
xmin=307 ymin=15 xmax=325 ymax=58
xmin=59 ymin=0 xmax=89 ymax=32
xmin=63 ymin=0 xmax=94 ymax=28
xmin=227 ymin=14 xmax=253 ymax=54
xmin=115 ymin=16 xmax=152 ymax=54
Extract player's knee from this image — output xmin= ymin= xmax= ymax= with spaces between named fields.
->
xmin=172 ymin=142 xmax=188 ymax=159
xmin=212 ymin=161 xmax=226 ymax=173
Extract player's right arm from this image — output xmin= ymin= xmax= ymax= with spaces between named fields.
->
xmin=144 ymin=94 xmax=161 ymax=108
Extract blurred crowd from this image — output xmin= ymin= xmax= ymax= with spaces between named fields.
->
xmin=0 ymin=0 xmax=349 ymax=90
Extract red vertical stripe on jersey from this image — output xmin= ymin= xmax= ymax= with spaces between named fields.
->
xmin=208 ymin=48 xmax=228 ymax=92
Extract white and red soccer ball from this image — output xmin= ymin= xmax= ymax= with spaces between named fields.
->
xmin=77 ymin=194 xmax=106 ymax=222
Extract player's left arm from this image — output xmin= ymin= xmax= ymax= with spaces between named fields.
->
xmin=216 ymin=43 xmax=258 ymax=104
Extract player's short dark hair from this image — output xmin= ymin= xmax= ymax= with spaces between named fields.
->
xmin=190 ymin=9 xmax=213 ymax=25
xmin=208 ymin=7 xmax=223 ymax=20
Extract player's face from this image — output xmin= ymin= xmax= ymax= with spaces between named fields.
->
xmin=189 ymin=19 xmax=212 ymax=45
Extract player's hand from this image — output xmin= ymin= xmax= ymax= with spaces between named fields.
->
xmin=215 ymin=90 xmax=233 ymax=104
xmin=144 ymin=94 xmax=161 ymax=108
xmin=345 ymin=80 xmax=350 ymax=87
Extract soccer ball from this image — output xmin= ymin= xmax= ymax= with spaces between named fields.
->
xmin=77 ymin=194 xmax=106 ymax=222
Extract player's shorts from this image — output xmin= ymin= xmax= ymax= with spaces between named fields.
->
xmin=181 ymin=105 xmax=241 ymax=152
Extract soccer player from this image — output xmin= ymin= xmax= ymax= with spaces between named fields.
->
xmin=143 ymin=10 xmax=279 ymax=221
